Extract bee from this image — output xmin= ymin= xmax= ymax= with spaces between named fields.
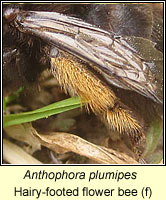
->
xmin=3 ymin=3 xmax=163 ymax=145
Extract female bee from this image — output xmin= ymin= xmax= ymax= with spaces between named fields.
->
xmin=3 ymin=3 xmax=163 ymax=145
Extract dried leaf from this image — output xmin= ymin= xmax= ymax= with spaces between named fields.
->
xmin=3 ymin=139 xmax=42 ymax=164
xmin=4 ymin=123 xmax=41 ymax=154
xmin=32 ymin=131 xmax=138 ymax=164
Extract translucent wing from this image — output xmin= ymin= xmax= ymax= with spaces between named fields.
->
xmin=8 ymin=10 xmax=163 ymax=103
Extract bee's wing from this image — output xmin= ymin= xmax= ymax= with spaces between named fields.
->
xmin=75 ymin=35 xmax=163 ymax=104
xmin=14 ymin=10 xmax=163 ymax=103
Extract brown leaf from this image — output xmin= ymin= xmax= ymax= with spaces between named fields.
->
xmin=3 ymin=139 xmax=42 ymax=164
xmin=4 ymin=123 xmax=41 ymax=154
xmin=32 ymin=131 xmax=138 ymax=164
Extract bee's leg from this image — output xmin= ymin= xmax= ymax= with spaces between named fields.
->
xmin=103 ymin=104 xmax=145 ymax=144
xmin=50 ymin=50 xmax=145 ymax=145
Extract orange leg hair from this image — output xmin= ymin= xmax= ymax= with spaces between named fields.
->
xmin=51 ymin=52 xmax=145 ymax=144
